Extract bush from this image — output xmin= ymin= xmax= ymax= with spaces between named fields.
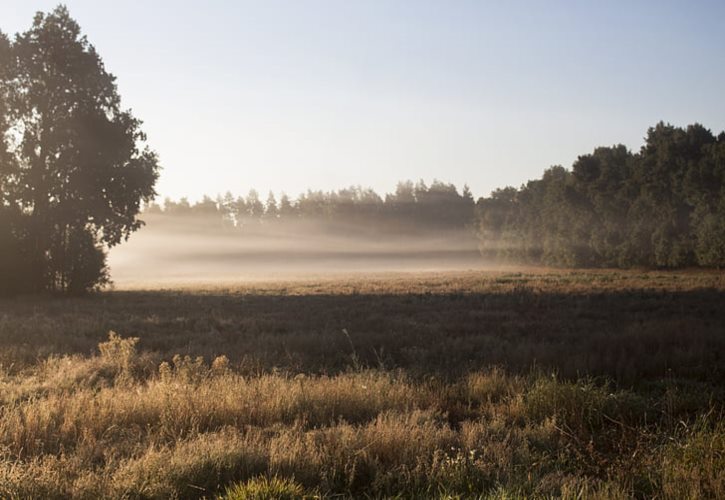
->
xmin=98 ymin=331 xmax=140 ymax=381
xmin=220 ymin=476 xmax=309 ymax=500
xmin=61 ymin=227 xmax=110 ymax=294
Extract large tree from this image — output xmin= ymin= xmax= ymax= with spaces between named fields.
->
xmin=0 ymin=6 xmax=159 ymax=293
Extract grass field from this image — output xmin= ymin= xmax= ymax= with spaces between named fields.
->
xmin=0 ymin=270 xmax=723 ymax=498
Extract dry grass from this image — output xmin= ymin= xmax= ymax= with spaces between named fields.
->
xmin=0 ymin=270 xmax=723 ymax=498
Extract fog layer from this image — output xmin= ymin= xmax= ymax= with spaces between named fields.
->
xmin=108 ymin=215 xmax=484 ymax=286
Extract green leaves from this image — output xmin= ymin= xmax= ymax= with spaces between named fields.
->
xmin=476 ymin=123 xmax=725 ymax=268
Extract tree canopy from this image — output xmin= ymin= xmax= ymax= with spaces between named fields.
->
xmin=0 ymin=6 xmax=159 ymax=294
xmin=476 ymin=123 xmax=725 ymax=268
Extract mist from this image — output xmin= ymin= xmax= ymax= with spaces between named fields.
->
xmin=108 ymin=214 xmax=486 ymax=287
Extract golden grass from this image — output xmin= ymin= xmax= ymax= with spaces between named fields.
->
xmin=0 ymin=337 xmax=721 ymax=498
xmin=112 ymin=267 xmax=725 ymax=295
xmin=0 ymin=270 xmax=723 ymax=498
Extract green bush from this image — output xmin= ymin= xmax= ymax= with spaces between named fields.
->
xmin=220 ymin=476 xmax=309 ymax=500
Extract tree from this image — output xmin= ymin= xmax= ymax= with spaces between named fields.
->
xmin=0 ymin=31 xmax=31 ymax=295
xmin=631 ymin=123 xmax=716 ymax=267
xmin=688 ymin=136 xmax=725 ymax=267
xmin=278 ymin=193 xmax=296 ymax=219
xmin=0 ymin=207 xmax=31 ymax=296
xmin=264 ymin=191 xmax=279 ymax=221
xmin=245 ymin=189 xmax=264 ymax=221
xmin=571 ymin=145 xmax=634 ymax=266
xmin=475 ymin=187 xmax=519 ymax=259
xmin=474 ymin=123 xmax=725 ymax=269
xmin=0 ymin=6 xmax=159 ymax=293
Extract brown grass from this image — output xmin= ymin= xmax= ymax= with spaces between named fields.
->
xmin=0 ymin=270 xmax=723 ymax=498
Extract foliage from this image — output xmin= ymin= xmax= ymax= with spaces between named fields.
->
xmin=476 ymin=123 xmax=725 ymax=268
xmin=220 ymin=476 xmax=309 ymax=500
xmin=154 ymin=180 xmax=476 ymax=237
xmin=0 ymin=6 xmax=159 ymax=294
xmin=0 ymin=208 xmax=31 ymax=296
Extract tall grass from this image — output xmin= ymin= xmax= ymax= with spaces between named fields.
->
xmin=0 ymin=271 xmax=722 ymax=498
xmin=0 ymin=332 xmax=721 ymax=498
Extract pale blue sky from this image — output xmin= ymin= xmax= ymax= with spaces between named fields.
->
xmin=2 ymin=1 xmax=724 ymax=201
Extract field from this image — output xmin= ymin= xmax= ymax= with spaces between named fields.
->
xmin=0 ymin=270 xmax=723 ymax=499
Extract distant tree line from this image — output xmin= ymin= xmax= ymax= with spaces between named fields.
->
xmin=477 ymin=122 xmax=725 ymax=268
xmin=148 ymin=181 xmax=476 ymax=237
xmin=151 ymin=122 xmax=725 ymax=269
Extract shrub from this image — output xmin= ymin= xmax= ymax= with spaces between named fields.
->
xmin=220 ymin=476 xmax=309 ymax=500
xmin=98 ymin=331 xmax=140 ymax=381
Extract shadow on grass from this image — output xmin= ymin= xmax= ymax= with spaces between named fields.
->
xmin=1 ymin=286 xmax=723 ymax=387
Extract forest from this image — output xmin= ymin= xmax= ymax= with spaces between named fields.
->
xmin=478 ymin=123 xmax=725 ymax=268
xmin=136 ymin=121 xmax=725 ymax=276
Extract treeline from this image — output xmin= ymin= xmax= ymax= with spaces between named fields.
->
xmin=148 ymin=122 xmax=725 ymax=269
xmin=147 ymin=181 xmax=476 ymax=236
xmin=477 ymin=122 xmax=725 ymax=268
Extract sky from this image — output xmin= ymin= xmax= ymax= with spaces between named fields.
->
xmin=1 ymin=1 xmax=725 ymax=201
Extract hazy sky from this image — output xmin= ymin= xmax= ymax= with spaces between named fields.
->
xmin=2 ymin=1 xmax=724 ymax=201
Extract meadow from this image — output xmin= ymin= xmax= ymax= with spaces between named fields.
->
xmin=0 ymin=270 xmax=723 ymax=499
